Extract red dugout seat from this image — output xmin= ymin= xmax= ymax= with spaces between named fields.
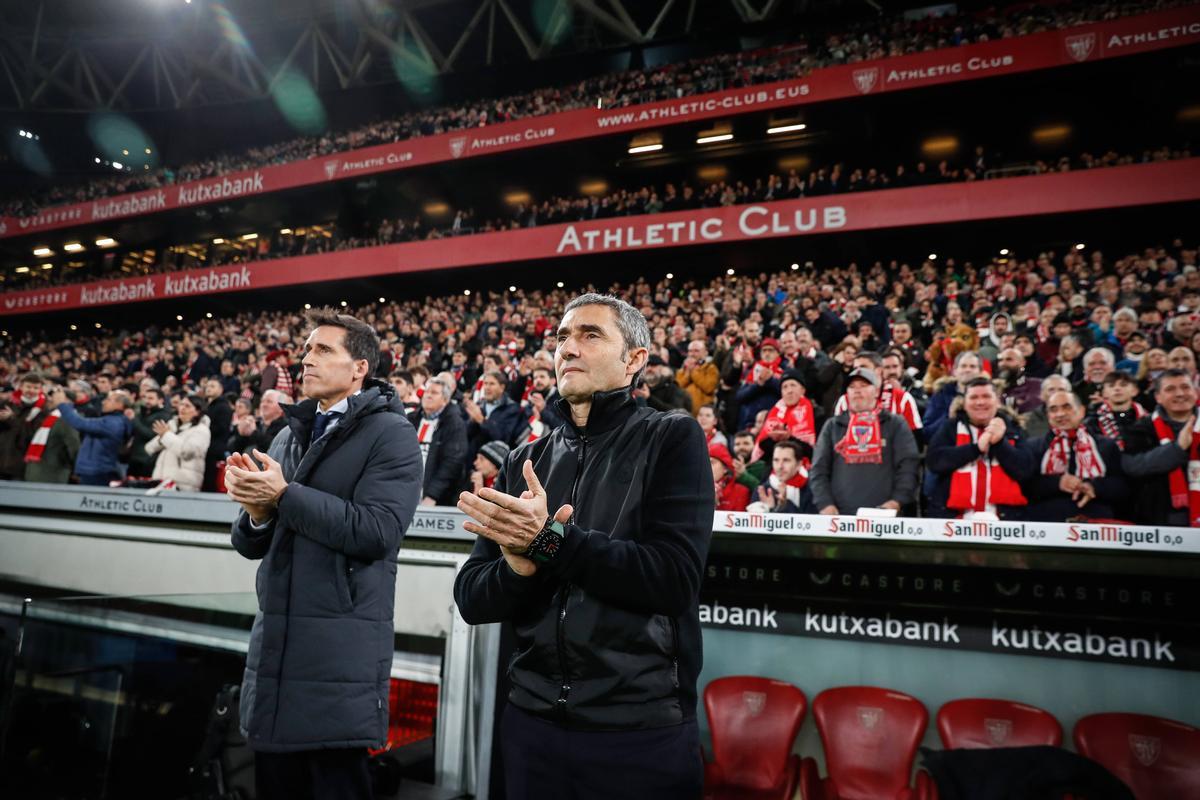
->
xmin=799 ymin=686 xmax=934 ymax=800
xmin=703 ymin=676 xmax=807 ymax=800
xmin=1073 ymin=713 xmax=1200 ymax=800
xmin=936 ymin=698 xmax=1063 ymax=749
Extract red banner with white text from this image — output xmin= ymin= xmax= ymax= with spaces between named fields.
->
xmin=1 ymin=5 xmax=1198 ymax=241
xmin=4 ymin=158 xmax=1197 ymax=316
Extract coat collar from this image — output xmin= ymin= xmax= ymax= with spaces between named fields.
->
xmin=553 ymin=385 xmax=637 ymax=439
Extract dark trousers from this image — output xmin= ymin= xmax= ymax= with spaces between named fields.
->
xmin=77 ymin=472 xmax=117 ymax=486
xmin=254 ymin=748 xmax=371 ymax=800
xmin=500 ymin=703 xmax=703 ymax=800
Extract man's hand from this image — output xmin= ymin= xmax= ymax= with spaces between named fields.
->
xmin=151 ymin=419 xmax=171 ymax=437
xmin=529 ymin=393 xmax=546 ymax=413
xmin=463 ymin=398 xmax=485 ymax=424
xmin=123 ymin=408 xmax=136 ymax=420
xmin=1073 ymin=481 xmax=1097 ymax=507
xmin=1179 ymin=415 xmax=1195 ymax=451
xmin=731 ymin=456 xmax=746 ymax=477
xmin=236 ymin=416 xmax=258 ymax=436
xmin=819 ymin=505 xmax=839 ymax=515
xmin=1058 ymin=473 xmax=1083 ymax=495
xmin=631 ymin=384 xmax=650 ymax=400
xmin=682 ymin=356 xmax=698 ymax=372
xmin=458 ymin=459 xmax=573 ymax=577
xmin=226 ymin=449 xmax=289 ymax=522
xmin=984 ymin=418 xmax=1006 ymax=446
xmin=420 ymin=496 xmax=437 ymax=507
xmin=879 ymin=500 xmax=901 ymax=511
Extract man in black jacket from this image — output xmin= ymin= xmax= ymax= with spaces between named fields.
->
xmin=454 ymin=293 xmax=713 ymax=800
xmin=1022 ymin=389 xmax=1128 ymax=521
xmin=410 ymin=376 xmax=468 ymax=506
xmin=128 ymin=386 xmax=173 ymax=478
xmin=1122 ymin=369 xmax=1199 ymax=525
xmin=224 ymin=309 xmax=421 ymax=800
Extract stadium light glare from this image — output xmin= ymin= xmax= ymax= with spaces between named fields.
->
xmin=666 ymin=273 xmax=674 ymax=279
xmin=791 ymin=263 xmax=799 ymax=270
xmin=241 ymin=233 xmax=258 ymax=240
xmin=63 ymin=242 xmax=84 ymax=252
xmin=696 ymin=133 xmax=733 ymax=144
xmin=726 ymin=268 xmax=735 ymax=275
xmin=767 ymin=123 xmax=807 ymax=134
xmin=176 ymin=315 xmax=183 ymax=321
xmin=95 ymin=237 xmax=117 ymax=247
xmin=463 ymin=289 xmax=471 ymax=296
xmin=340 ymin=300 xmax=348 ymax=307
xmin=41 ymin=263 xmax=53 ymax=270
xmin=379 ymin=297 xmax=386 ymax=303
xmin=1075 ymin=243 xmax=1086 ymax=250
xmin=112 ymin=161 xmax=123 ymax=169
xmin=14 ymin=266 xmax=29 ymax=273
xmin=279 ymin=228 xmax=292 ymax=235
xmin=70 ymin=324 xmax=77 ymax=331
xmin=928 ymin=253 xmax=938 ymax=260
xmin=95 ymin=323 xmax=102 ymax=329
xmin=556 ymin=282 xmax=564 ymax=288
xmin=304 ymin=303 xmax=312 ymax=310
xmin=32 ymin=247 xmax=53 ymax=256
xmin=206 ymin=312 xmax=213 ymax=318
xmin=212 ymin=238 xmax=225 ymax=244
xmin=94 ymin=157 xmax=101 ymax=164
xmin=508 ymin=286 xmax=516 ymax=292
xmin=1000 ymin=248 xmax=1009 ymax=255
xmin=627 ymin=143 xmax=663 ymax=154
xmin=145 ymin=148 xmax=152 ymax=154
xmin=122 ymin=149 xmax=129 ymax=156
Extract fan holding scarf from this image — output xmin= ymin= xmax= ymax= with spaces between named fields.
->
xmin=1023 ymin=389 xmax=1128 ymax=522
xmin=926 ymin=377 xmax=1033 ymax=519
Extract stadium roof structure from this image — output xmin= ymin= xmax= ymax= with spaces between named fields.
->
xmin=0 ymin=0 xmax=797 ymax=112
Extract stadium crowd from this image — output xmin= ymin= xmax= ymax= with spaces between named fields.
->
xmin=0 ymin=0 xmax=1183 ymax=218
xmin=6 ymin=142 xmax=1191 ymax=292
xmin=2 ymin=233 xmax=1199 ymax=527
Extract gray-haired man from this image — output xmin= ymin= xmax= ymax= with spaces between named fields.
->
xmin=454 ymin=293 xmax=713 ymax=799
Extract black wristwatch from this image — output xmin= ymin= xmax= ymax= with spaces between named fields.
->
xmin=524 ymin=517 xmax=566 ymax=564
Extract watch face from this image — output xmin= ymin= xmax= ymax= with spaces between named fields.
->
xmin=540 ymin=537 xmax=561 ymax=557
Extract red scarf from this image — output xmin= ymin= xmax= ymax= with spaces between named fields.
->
xmin=754 ymin=397 xmax=816 ymax=460
xmin=17 ymin=391 xmax=61 ymax=463
xmin=1152 ymin=411 xmax=1200 ymax=526
xmin=1041 ymin=427 xmax=1106 ymax=479
xmin=755 ymin=357 xmax=783 ymax=378
xmin=1095 ymin=401 xmax=1146 ymax=450
xmin=947 ymin=421 xmax=1026 ymax=513
xmin=834 ymin=411 xmax=884 ymax=464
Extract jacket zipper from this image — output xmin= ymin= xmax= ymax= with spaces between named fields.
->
xmin=555 ymin=433 xmax=587 ymax=714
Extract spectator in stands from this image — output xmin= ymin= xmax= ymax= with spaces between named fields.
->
xmin=748 ymin=439 xmax=810 ymax=514
xmin=259 ymin=350 xmax=295 ymax=398
xmin=128 ymin=386 xmax=173 ymax=479
xmin=710 ymin=442 xmax=750 ymax=512
xmin=834 ymin=351 xmax=922 ymax=432
xmin=733 ymin=355 xmax=781 ymax=430
xmin=676 ymin=339 xmax=719 ymax=414
xmin=809 ymin=368 xmax=919 ymax=514
xmin=997 ymin=347 xmax=1042 ymax=415
xmin=640 ymin=360 xmax=693 ymax=415
xmin=926 ymin=377 xmax=1032 ymax=519
xmin=470 ymin=440 xmax=510 ymax=493
xmin=144 ymin=395 xmax=212 ymax=492
xmin=754 ymin=370 xmax=818 ymax=464
xmin=1022 ymin=374 xmax=1071 ymax=440
xmin=923 ymin=350 xmax=984 ymax=438
xmin=202 ymin=378 xmax=233 ymax=491
xmin=1122 ymin=369 xmax=1200 ymax=526
xmin=411 ymin=376 xmax=469 ymax=507
xmin=525 ymin=366 xmax=565 ymax=433
xmin=1115 ymin=331 xmax=1150 ymax=375
xmin=218 ymin=360 xmax=241 ymax=395
xmin=730 ymin=429 xmax=766 ymax=490
xmin=1085 ymin=371 xmax=1146 ymax=451
xmin=1014 ymin=333 xmax=1052 ymax=379
xmin=21 ymin=392 xmax=79 ymax=485
xmin=463 ymin=371 xmax=529 ymax=452
xmin=1076 ymin=347 xmax=1116 ymax=407
xmin=1055 ymin=333 xmax=1086 ymax=383
xmin=1023 ymin=390 xmax=1127 ymax=522
xmin=390 ymin=371 xmax=421 ymax=416
xmin=696 ymin=404 xmax=727 ymax=448
xmin=227 ymin=390 xmax=290 ymax=455
xmin=48 ymin=386 xmax=133 ymax=486
xmin=0 ymin=373 xmax=48 ymax=480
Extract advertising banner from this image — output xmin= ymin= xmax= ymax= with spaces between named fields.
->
xmin=5 ymin=158 xmax=1197 ymax=316
xmin=1 ymin=5 xmax=1197 ymax=239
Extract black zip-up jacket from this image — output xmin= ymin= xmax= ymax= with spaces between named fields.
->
xmin=453 ymin=386 xmax=713 ymax=731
